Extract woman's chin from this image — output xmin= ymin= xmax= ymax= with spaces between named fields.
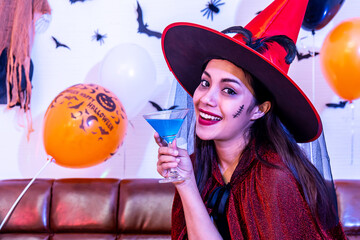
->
xmin=195 ymin=131 xmax=215 ymax=141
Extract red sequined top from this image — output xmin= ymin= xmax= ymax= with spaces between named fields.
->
xmin=171 ymin=144 xmax=347 ymax=239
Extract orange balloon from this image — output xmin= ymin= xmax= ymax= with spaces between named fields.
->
xmin=320 ymin=18 xmax=360 ymax=101
xmin=43 ymin=84 xmax=127 ymax=168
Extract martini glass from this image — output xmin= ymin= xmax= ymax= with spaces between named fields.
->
xmin=143 ymin=108 xmax=189 ymax=183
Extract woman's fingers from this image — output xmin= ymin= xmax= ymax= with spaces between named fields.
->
xmin=157 ymin=144 xmax=180 ymax=177
xmin=157 ymin=160 xmax=178 ymax=171
xmin=158 ymin=148 xmax=179 ymax=167
xmin=157 ymin=156 xmax=178 ymax=178
xmin=155 ymin=138 xmax=193 ymax=182
xmin=158 ymin=145 xmax=178 ymax=156
xmin=154 ymin=132 xmax=167 ymax=147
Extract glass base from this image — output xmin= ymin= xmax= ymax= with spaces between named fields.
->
xmin=159 ymin=172 xmax=186 ymax=183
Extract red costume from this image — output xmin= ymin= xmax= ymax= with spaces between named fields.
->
xmin=171 ymin=143 xmax=347 ymax=240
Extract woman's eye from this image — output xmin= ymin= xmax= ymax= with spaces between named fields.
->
xmin=200 ymin=79 xmax=210 ymax=87
xmin=223 ymin=88 xmax=236 ymax=95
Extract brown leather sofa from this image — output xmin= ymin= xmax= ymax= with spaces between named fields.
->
xmin=0 ymin=178 xmax=175 ymax=240
xmin=335 ymin=180 xmax=360 ymax=240
xmin=0 ymin=178 xmax=359 ymax=240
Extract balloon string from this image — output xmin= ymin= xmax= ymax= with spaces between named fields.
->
xmin=309 ymin=31 xmax=316 ymax=163
xmin=0 ymin=157 xmax=53 ymax=231
xmin=123 ymin=137 xmax=126 ymax=178
xmin=351 ymin=103 xmax=355 ymax=165
xmin=311 ymin=31 xmax=316 ymax=104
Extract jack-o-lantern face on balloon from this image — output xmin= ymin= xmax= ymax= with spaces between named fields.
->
xmin=96 ymin=93 xmax=116 ymax=112
xmin=43 ymin=84 xmax=127 ymax=168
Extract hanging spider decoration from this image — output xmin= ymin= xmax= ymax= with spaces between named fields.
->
xmin=92 ymin=29 xmax=107 ymax=45
xmin=201 ymin=0 xmax=225 ymax=21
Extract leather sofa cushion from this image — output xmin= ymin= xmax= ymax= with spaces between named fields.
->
xmin=0 ymin=178 xmax=174 ymax=238
xmin=118 ymin=179 xmax=175 ymax=234
xmin=51 ymin=178 xmax=120 ymax=233
xmin=0 ymin=234 xmax=49 ymax=240
xmin=0 ymin=179 xmax=53 ymax=233
xmin=335 ymin=180 xmax=360 ymax=235
xmin=117 ymin=234 xmax=170 ymax=240
xmin=51 ymin=233 xmax=117 ymax=240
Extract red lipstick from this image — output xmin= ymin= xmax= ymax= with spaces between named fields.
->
xmin=198 ymin=109 xmax=222 ymax=126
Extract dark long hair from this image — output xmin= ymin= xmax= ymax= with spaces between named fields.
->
xmin=247 ymin=74 xmax=338 ymax=230
xmin=193 ymin=26 xmax=338 ymax=230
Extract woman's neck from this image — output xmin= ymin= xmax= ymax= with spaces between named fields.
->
xmin=215 ymin=137 xmax=248 ymax=183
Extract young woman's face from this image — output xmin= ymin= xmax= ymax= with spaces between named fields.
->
xmin=193 ymin=59 xmax=260 ymax=143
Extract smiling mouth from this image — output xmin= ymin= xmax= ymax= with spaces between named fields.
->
xmin=200 ymin=112 xmax=222 ymax=121
xmin=198 ymin=110 xmax=222 ymax=125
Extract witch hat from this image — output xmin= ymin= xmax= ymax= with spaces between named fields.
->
xmin=161 ymin=0 xmax=321 ymax=143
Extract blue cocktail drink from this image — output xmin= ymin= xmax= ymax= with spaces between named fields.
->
xmin=145 ymin=119 xmax=185 ymax=144
xmin=143 ymin=108 xmax=189 ymax=183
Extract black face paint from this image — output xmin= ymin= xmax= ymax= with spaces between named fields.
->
xmin=233 ymin=104 xmax=244 ymax=118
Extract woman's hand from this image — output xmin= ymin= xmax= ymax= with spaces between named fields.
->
xmin=154 ymin=132 xmax=194 ymax=184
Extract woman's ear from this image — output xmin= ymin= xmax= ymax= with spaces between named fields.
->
xmin=251 ymin=101 xmax=271 ymax=120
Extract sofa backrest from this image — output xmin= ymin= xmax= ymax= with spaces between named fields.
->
xmin=335 ymin=179 xmax=360 ymax=237
xmin=0 ymin=179 xmax=53 ymax=234
xmin=0 ymin=178 xmax=175 ymax=240
xmin=118 ymin=179 xmax=174 ymax=240
xmin=51 ymin=178 xmax=120 ymax=233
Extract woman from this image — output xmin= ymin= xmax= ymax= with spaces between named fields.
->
xmin=155 ymin=0 xmax=346 ymax=239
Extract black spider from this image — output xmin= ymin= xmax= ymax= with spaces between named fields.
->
xmin=92 ymin=29 xmax=107 ymax=45
xmin=201 ymin=0 xmax=225 ymax=21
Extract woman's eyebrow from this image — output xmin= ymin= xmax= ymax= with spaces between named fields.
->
xmin=203 ymin=71 xmax=241 ymax=85
xmin=202 ymin=71 xmax=211 ymax=78
xmin=221 ymin=78 xmax=241 ymax=86
xmin=202 ymin=70 xmax=242 ymax=88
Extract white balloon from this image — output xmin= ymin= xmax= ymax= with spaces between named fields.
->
xmin=100 ymin=44 xmax=156 ymax=119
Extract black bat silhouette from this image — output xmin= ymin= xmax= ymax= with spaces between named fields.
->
xmin=68 ymin=101 xmax=84 ymax=109
xmin=69 ymin=0 xmax=88 ymax=4
xmin=51 ymin=36 xmax=70 ymax=50
xmin=111 ymin=116 xmax=120 ymax=124
xmin=79 ymin=118 xmax=85 ymax=131
xmin=149 ymin=101 xmax=178 ymax=111
xmin=64 ymin=96 xmax=79 ymax=101
xmin=136 ymin=1 xmax=162 ymax=39
xmin=99 ymin=126 xmax=109 ymax=135
xmin=326 ymin=101 xmax=348 ymax=109
xmin=296 ymin=50 xmax=319 ymax=61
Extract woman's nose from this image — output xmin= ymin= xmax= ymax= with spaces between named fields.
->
xmin=200 ymin=89 xmax=217 ymax=107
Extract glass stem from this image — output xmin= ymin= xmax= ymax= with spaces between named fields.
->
xmin=168 ymin=141 xmax=178 ymax=175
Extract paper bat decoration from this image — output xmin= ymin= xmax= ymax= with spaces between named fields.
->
xmin=326 ymin=101 xmax=348 ymax=109
xmin=51 ymin=36 xmax=70 ymax=50
xmin=296 ymin=50 xmax=319 ymax=61
xmin=136 ymin=1 xmax=162 ymax=39
xmin=69 ymin=0 xmax=88 ymax=4
xmin=149 ymin=101 xmax=178 ymax=111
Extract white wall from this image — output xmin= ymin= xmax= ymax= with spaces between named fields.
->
xmin=0 ymin=0 xmax=359 ymax=180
